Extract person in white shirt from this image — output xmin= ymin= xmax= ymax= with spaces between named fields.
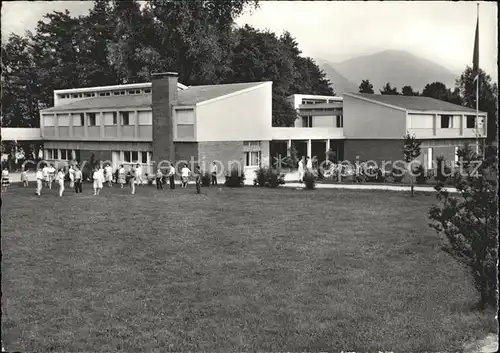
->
xmin=167 ymin=163 xmax=176 ymax=189
xmin=57 ymin=168 xmax=65 ymax=197
xmin=306 ymin=156 xmax=313 ymax=172
xmin=93 ymin=167 xmax=103 ymax=195
xmin=135 ymin=163 xmax=144 ymax=186
xmin=118 ymin=165 xmax=126 ymax=188
xmin=69 ymin=165 xmax=75 ymax=188
xmin=181 ymin=164 xmax=191 ymax=188
xmin=298 ymin=157 xmax=305 ymax=183
xmin=104 ymin=164 xmax=113 ymax=187
xmin=211 ymin=161 xmax=218 ymax=186
xmin=1 ymin=167 xmax=10 ymax=192
xmin=42 ymin=165 xmax=49 ymax=187
xmin=48 ymin=164 xmax=56 ymax=189
xmin=35 ymin=167 xmax=44 ymax=196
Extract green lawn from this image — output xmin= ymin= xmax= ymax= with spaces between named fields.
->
xmin=1 ymin=183 xmax=494 ymax=352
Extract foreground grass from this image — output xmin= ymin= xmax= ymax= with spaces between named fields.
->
xmin=1 ymin=183 xmax=495 ymax=352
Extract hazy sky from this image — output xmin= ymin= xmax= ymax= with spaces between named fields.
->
xmin=1 ymin=1 xmax=497 ymax=77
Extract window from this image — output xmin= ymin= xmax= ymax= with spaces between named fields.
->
xmin=124 ymin=151 xmax=131 ymax=163
xmin=113 ymin=112 xmax=118 ymax=125
xmin=440 ymin=115 xmax=453 ymax=128
xmin=144 ymin=88 xmax=151 ymax=94
xmin=245 ymin=151 xmax=260 ymax=167
xmin=80 ymin=113 xmax=85 ymax=126
xmin=58 ymin=114 xmax=70 ymax=126
xmin=336 ymin=115 xmax=343 ymax=128
xmin=44 ymin=115 xmax=55 ymax=126
xmin=120 ymin=111 xmax=130 ymax=125
xmin=84 ymin=92 xmax=95 ymax=98
xmin=88 ymin=113 xmax=97 ymax=126
xmin=52 ymin=149 xmax=59 ymax=159
xmin=466 ymin=115 xmax=476 ymax=129
xmin=141 ymin=152 xmax=148 ymax=163
xmin=60 ymin=149 xmax=67 ymax=160
xmin=72 ymin=93 xmax=79 ymax=98
xmin=243 ymin=141 xmax=260 ymax=146
xmin=302 ymin=116 xmax=313 ymax=127
xmin=113 ymin=91 xmax=121 ymax=96
xmin=132 ymin=151 xmax=138 ymax=162
xmin=128 ymin=89 xmax=141 ymax=95
xmin=177 ymin=124 xmax=195 ymax=139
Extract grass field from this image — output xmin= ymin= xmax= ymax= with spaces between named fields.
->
xmin=1 ymin=183 xmax=495 ymax=352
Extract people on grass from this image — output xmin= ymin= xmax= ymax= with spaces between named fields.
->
xmin=118 ymin=164 xmax=126 ymax=188
xmin=136 ymin=163 xmax=144 ymax=186
xmin=181 ymin=164 xmax=191 ymax=188
xmin=69 ymin=164 xmax=75 ymax=188
xmin=211 ymin=161 xmax=218 ymax=186
xmin=48 ymin=164 xmax=56 ymax=189
xmin=167 ymin=163 xmax=176 ymax=189
xmin=57 ymin=168 xmax=65 ymax=197
xmin=129 ymin=164 xmax=137 ymax=195
xmin=74 ymin=165 xmax=83 ymax=194
xmin=195 ymin=165 xmax=201 ymax=194
xmin=36 ymin=167 xmax=43 ymax=196
xmin=21 ymin=168 xmax=29 ymax=187
xmin=298 ymin=156 xmax=305 ymax=183
xmin=1 ymin=167 xmax=10 ymax=192
xmin=92 ymin=166 xmax=103 ymax=196
xmin=155 ymin=169 xmax=163 ymax=190
xmin=105 ymin=164 xmax=113 ymax=187
xmin=42 ymin=164 xmax=49 ymax=187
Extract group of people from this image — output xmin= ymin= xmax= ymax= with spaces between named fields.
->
xmin=297 ymin=156 xmax=313 ymax=183
xmin=1 ymin=160 xmax=222 ymax=196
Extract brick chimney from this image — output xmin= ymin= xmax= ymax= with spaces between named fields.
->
xmin=152 ymin=72 xmax=178 ymax=166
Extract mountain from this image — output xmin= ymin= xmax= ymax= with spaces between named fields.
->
xmin=320 ymin=50 xmax=458 ymax=94
xmin=319 ymin=63 xmax=358 ymax=95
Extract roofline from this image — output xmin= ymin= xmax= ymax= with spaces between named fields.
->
xmin=40 ymin=103 xmax=151 ymax=114
xmin=343 ymin=92 xmax=407 ymax=112
xmin=407 ymin=110 xmax=487 ymax=115
xmin=54 ymin=82 xmax=188 ymax=94
xmin=196 ymin=81 xmax=272 ymax=107
xmin=287 ymin=94 xmax=342 ymax=100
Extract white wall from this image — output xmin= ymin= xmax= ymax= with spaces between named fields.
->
xmin=138 ymin=111 xmax=152 ymax=125
xmin=408 ymin=114 xmax=433 ymax=129
xmin=195 ymin=82 xmax=273 ymax=142
xmin=313 ymin=115 xmax=336 ymax=127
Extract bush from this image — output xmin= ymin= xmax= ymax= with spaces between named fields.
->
xmin=201 ymin=172 xmax=211 ymax=187
xmin=224 ymin=168 xmax=245 ymax=187
xmin=254 ymin=167 xmax=285 ymax=188
xmin=364 ymin=166 xmax=380 ymax=182
xmin=414 ymin=164 xmax=427 ymax=184
xmin=429 ymin=146 xmax=498 ymax=310
xmin=303 ymin=171 xmax=316 ymax=189
xmin=391 ymin=167 xmax=405 ymax=183
xmin=435 ymin=155 xmax=452 ymax=183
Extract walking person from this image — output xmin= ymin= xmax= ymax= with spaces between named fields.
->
xmin=48 ymin=164 xmax=56 ymax=190
xmin=195 ymin=165 xmax=202 ymax=194
xmin=129 ymin=164 xmax=137 ymax=195
xmin=211 ymin=161 xmax=218 ymax=186
xmin=167 ymin=163 xmax=176 ymax=190
xmin=35 ymin=167 xmax=43 ymax=196
xmin=92 ymin=167 xmax=103 ymax=196
xmin=1 ymin=167 xmax=10 ymax=192
xmin=105 ymin=163 xmax=113 ymax=187
xmin=74 ymin=166 xmax=83 ymax=193
xmin=21 ymin=168 xmax=29 ymax=187
xmin=57 ymin=168 xmax=65 ymax=197
xmin=181 ymin=164 xmax=191 ymax=188
xmin=42 ymin=164 xmax=49 ymax=188
xmin=298 ymin=156 xmax=305 ymax=183
xmin=136 ymin=163 xmax=144 ymax=186
xmin=118 ymin=164 xmax=126 ymax=188
xmin=69 ymin=164 xmax=75 ymax=188
xmin=306 ymin=156 xmax=313 ymax=172
xmin=155 ymin=169 xmax=163 ymax=190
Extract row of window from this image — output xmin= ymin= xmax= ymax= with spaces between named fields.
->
xmin=44 ymin=112 xmax=153 ymax=127
xmin=45 ymin=149 xmax=80 ymax=161
xmin=58 ymin=88 xmax=151 ymax=99
xmin=301 ymin=99 xmax=337 ymax=105
xmin=301 ymin=115 xmax=343 ymax=128
xmin=441 ymin=115 xmax=479 ymax=129
xmin=123 ymin=151 xmax=149 ymax=164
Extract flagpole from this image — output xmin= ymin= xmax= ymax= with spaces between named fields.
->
xmin=475 ymin=3 xmax=479 ymax=155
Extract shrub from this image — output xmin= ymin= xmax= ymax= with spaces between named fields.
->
xmin=364 ymin=166 xmax=380 ymax=182
xmin=414 ymin=164 xmax=427 ymax=184
xmin=201 ymin=172 xmax=211 ymax=187
xmin=391 ymin=167 xmax=405 ymax=183
xmin=255 ymin=167 xmax=269 ymax=187
xmin=224 ymin=168 xmax=245 ymax=187
xmin=254 ymin=167 xmax=285 ymax=188
xmin=429 ymin=146 xmax=498 ymax=310
xmin=303 ymin=171 xmax=316 ymax=189
xmin=435 ymin=155 xmax=452 ymax=183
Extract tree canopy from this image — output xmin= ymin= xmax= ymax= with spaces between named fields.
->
xmin=358 ymin=79 xmax=374 ymax=94
xmin=1 ymin=0 xmax=334 ymax=128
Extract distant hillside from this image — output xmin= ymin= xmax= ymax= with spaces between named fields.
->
xmin=320 ymin=50 xmax=458 ymax=94
xmin=319 ymin=63 xmax=358 ymax=95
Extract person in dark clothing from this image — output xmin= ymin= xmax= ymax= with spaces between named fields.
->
xmin=167 ymin=163 xmax=176 ymax=189
xmin=195 ymin=165 xmax=201 ymax=194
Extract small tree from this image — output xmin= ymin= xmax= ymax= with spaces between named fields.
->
xmin=403 ymin=132 xmax=422 ymax=196
xmin=429 ymin=145 xmax=498 ymax=310
xmin=359 ymin=79 xmax=374 ymax=93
